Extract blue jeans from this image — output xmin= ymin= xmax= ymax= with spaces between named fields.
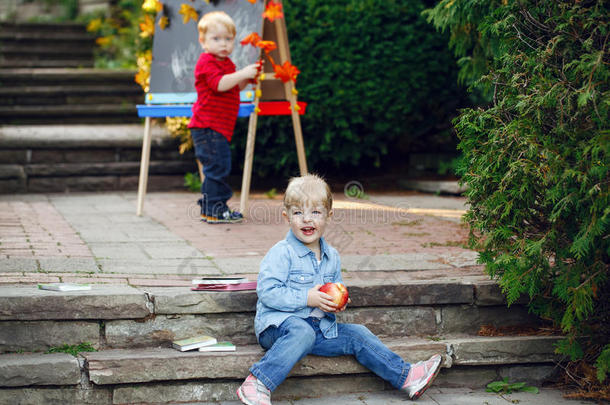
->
xmin=250 ymin=316 xmax=410 ymax=392
xmin=191 ymin=128 xmax=232 ymax=216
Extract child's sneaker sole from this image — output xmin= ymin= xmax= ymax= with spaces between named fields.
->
xmin=410 ymin=355 xmax=442 ymax=400
xmin=207 ymin=216 xmax=243 ymax=224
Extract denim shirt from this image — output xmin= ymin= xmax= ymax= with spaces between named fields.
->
xmin=254 ymin=229 xmax=343 ymax=341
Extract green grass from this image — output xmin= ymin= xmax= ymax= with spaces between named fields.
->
xmin=46 ymin=342 xmax=97 ymax=357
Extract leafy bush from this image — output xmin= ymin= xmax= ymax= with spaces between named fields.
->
xmin=82 ymin=0 xmax=151 ymax=69
xmin=425 ymin=0 xmax=609 ymax=384
xmin=232 ymin=0 xmax=468 ymax=177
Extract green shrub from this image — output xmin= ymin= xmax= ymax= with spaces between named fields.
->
xmin=81 ymin=0 xmax=150 ymax=69
xmin=425 ymin=0 xmax=609 ymax=382
xmin=233 ymin=0 xmax=468 ymax=177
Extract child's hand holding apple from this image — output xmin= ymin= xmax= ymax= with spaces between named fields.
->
xmin=307 ymin=282 xmax=350 ymax=313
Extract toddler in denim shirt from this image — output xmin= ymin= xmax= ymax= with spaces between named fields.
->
xmin=237 ymin=174 xmax=442 ymax=405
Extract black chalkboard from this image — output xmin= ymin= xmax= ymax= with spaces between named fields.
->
xmin=148 ymin=0 xmax=264 ymax=104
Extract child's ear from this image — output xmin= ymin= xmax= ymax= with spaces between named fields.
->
xmin=282 ymin=210 xmax=289 ymax=222
xmin=198 ymin=35 xmax=205 ymax=49
xmin=328 ymin=209 xmax=334 ymax=218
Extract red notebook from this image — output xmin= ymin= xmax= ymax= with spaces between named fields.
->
xmin=191 ymin=282 xmax=257 ymax=291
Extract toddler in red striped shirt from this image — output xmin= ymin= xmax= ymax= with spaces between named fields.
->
xmin=188 ymin=11 xmax=259 ymax=224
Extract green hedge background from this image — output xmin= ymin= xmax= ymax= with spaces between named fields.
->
xmin=232 ymin=0 xmax=468 ymax=179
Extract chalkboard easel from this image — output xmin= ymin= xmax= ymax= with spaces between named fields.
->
xmin=135 ymin=0 xmax=307 ymax=217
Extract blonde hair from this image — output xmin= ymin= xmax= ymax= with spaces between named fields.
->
xmin=198 ymin=11 xmax=236 ymax=40
xmin=283 ymin=174 xmax=333 ymax=212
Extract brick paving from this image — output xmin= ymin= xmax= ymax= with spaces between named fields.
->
xmin=0 ymin=199 xmax=92 ymax=260
xmin=0 ymin=190 xmax=482 ymax=286
xmin=143 ymin=192 xmax=471 ymax=258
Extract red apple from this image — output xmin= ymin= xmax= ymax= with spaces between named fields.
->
xmin=319 ymin=282 xmax=349 ymax=310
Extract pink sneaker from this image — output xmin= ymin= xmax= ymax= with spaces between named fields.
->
xmin=237 ymin=373 xmax=272 ymax=405
xmin=401 ymin=354 xmax=442 ymax=400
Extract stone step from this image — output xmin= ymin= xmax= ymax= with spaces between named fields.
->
xmin=0 ymin=124 xmax=192 ymax=193
xmin=0 ymin=104 xmax=140 ymax=125
xmin=0 ymin=31 xmax=94 ymax=42
xmin=83 ymin=336 xmax=561 ymax=384
xmin=0 ymin=43 xmax=94 ymax=57
xmin=0 ymin=68 xmax=136 ymax=85
xmin=0 ymin=22 xmax=90 ymax=35
xmin=0 ymin=85 xmax=143 ymax=106
xmin=0 ymin=336 xmax=561 ymax=404
xmin=0 ymin=59 xmax=94 ymax=68
xmin=0 ymin=280 xmax=540 ymax=352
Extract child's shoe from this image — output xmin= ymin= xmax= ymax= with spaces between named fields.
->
xmin=237 ymin=373 xmax=271 ymax=405
xmin=401 ymin=353 xmax=442 ymax=400
xmin=207 ymin=209 xmax=244 ymax=224
xmin=196 ymin=198 xmax=208 ymax=222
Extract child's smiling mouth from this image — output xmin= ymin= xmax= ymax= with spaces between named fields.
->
xmin=301 ymin=226 xmax=315 ymax=236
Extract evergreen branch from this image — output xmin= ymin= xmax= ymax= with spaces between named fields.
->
xmin=512 ymin=23 xmax=539 ymax=51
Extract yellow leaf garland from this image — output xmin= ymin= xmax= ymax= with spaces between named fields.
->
xmin=135 ymin=50 xmax=152 ymax=93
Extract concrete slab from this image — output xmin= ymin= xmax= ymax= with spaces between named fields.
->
xmin=0 ymin=352 xmax=80 ymax=387
xmin=97 ymin=258 xmax=218 ymax=275
xmin=37 ymin=257 xmax=98 ymax=273
xmin=0 ymin=124 xmax=171 ymax=148
xmin=341 ymin=253 xmax=451 ymax=272
xmin=83 ymin=340 xmax=447 ymax=385
xmin=0 ymin=257 xmax=39 ymax=271
xmin=0 ymin=284 xmax=150 ymax=320
xmin=0 ymin=320 xmax=100 ymax=352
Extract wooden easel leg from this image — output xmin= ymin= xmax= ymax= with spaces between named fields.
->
xmin=290 ymin=104 xmax=307 ymax=175
xmin=271 ymin=9 xmax=308 ymax=175
xmin=136 ymin=116 xmax=152 ymax=216
xmin=240 ymin=111 xmax=259 ymax=215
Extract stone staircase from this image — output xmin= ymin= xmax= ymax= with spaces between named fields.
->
xmin=0 ymin=276 xmax=563 ymax=404
xmin=0 ymin=22 xmax=94 ymax=69
xmin=0 ymin=68 xmax=143 ymax=125
xmin=0 ymin=124 xmax=196 ymax=193
xmin=0 ymin=22 xmax=143 ymax=125
xmin=0 ymin=22 xmax=194 ymax=193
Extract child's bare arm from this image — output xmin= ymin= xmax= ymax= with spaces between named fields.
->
xmin=217 ymin=63 xmax=259 ymax=92
xmin=307 ymin=284 xmax=338 ymax=312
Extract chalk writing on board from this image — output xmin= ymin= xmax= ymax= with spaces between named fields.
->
xmin=149 ymin=0 xmax=264 ymax=99
xmin=170 ymin=42 xmax=200 ymax=92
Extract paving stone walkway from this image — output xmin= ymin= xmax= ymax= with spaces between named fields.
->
xmin=0 ymin=190 xmax=480 ymax=286
xmin=177 ymin=387 xmax=593 ymax=405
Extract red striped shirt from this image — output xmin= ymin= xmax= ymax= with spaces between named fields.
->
xmin=188 ymin=53 xmax=239 ymax=142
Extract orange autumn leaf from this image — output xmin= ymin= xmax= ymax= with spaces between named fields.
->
xmin=274 ymin=61 xmax=300 ymax=83
xmin=256 ymin=40 xmax=277 ymax=53
xmin=240 ymin=32 xmax=261 ymax=47
xmin=246 ymin=0 xmax=257 ymax=3
xmin=139 ymin=15 xmax=155 ymax=38
xmin=159 ymin=16 xmax=169 ymax=30
xmin=262 ymin=0 xmax=283 ymax=22
xmin=179 ymin=3 xmax=199 ymax=24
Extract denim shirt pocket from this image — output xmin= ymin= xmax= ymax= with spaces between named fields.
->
xmin=288 ymin=271 xmax=314 ymax=289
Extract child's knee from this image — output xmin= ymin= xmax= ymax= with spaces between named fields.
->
xmin=284 ymin=318 xmax=316 ymax=347
xmin=344 ymin=323 xmax=375 ymax=339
